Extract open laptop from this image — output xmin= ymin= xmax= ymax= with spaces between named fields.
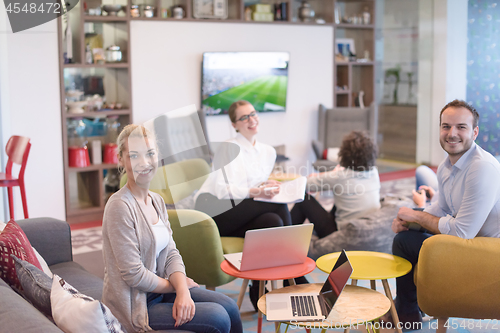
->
xmin=265 ymin=249 xmax=353 ymax=322
xmin=223 ymin=224 xmax=314 ymax=271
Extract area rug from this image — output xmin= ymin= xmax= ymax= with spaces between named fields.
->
xmin=71 ymin=173 xmax=420 ymax=332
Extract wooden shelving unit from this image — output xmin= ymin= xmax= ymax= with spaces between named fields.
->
xmin=58 ymin=0 xmax=377 ymax=224
xmin=333 ymin=0 xmax=376 ymax=107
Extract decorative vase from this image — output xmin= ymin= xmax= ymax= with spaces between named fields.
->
xmin=298 ymin=0 xmax=315 ymax=22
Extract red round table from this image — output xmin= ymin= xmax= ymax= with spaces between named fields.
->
xmin=221 ymin=258 xmax=316 ymax=333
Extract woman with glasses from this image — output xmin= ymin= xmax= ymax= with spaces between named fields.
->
xmin=194 ymin=100 xmax=296 ymax=310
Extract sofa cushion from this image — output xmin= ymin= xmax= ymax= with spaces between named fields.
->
xmin=50 ymin=261 xmax=103 ymax=300
xmin=51 ymin=274 xmax=124 ymax=333
xmin=0 ymin=278 xmax=63 ymax=332
xmin=0 ymin=221 xmax=52 ymax=276
xmin=13 ymin=255 xmax=52 ymax=317
xmin=0 ymin=220 xmax=42 ymax=290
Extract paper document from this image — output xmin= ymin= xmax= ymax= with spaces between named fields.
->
xmin=254 ymin=176 xmax=307 ymax=204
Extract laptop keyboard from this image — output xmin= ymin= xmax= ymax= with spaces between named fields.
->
xmin=290 ymin=295 xmax=318 ymax=317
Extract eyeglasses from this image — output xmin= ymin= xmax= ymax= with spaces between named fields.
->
xmin=237 ymin=111 xmax=258 ymax=122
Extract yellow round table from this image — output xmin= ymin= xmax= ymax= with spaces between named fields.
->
xmin=258 ymin=284 xmax=391 ymax=333
xmin=316 ymin=251 xmax=412 ymax=333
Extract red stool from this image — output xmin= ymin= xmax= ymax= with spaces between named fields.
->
xmin=0 ymin=136 xmax=31 ymax=220
xmin=221 ymin=258 xmax=316 ymax=333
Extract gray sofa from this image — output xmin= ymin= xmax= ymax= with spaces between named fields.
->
xmin=0 ymin=217 xmax=103 ymax=332
xmin=0 ymin=218 xmax=182 ymax=333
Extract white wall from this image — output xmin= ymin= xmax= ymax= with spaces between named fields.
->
xmin=130 ymin=22 xmax=333 ymax=174
xmin=416 ymin=0 xmax=468 ymax=165
xmin=0 ymin=10 xmax=65 ymax=221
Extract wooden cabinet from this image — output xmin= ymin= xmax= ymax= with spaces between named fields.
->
xmin=58 ymin=0 xmax=132 ymax=224
xmin=58 ymin=0 xmax=378 ymax=224
xmin=378 ymin=105 xmax=416 ymax=163
xmin=333 ymin=0 xmax=375 ymax=107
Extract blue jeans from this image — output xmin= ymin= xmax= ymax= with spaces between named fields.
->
xmin=147 ymin=287 xmax=242 ymax=333
xmin=392 ymin=230 xmax=433 ymax=315
xmin=415 ymin=165 xmax=438 ymax=190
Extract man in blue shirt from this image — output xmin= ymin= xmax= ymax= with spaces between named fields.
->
xmin=386 ymin=100 xmax=500 ymax=326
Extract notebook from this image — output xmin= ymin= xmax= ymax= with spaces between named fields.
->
xmin=223 ymin=224 xmax=314 ymax=271
xmin=265 ymin=249 xmax=353 ymax=321
xmin=254 ymin=176 xmax=307 ymax=204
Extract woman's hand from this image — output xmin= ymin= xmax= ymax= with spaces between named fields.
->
xmin=249 ymin=184 xmax=281 ymax=199
xmin=172 ymin=291 xmax=196 ymax=327
xmin=186 ymin=277 xmax=199 ymax=289
xmin=419 ymin=185 xmax=435 ymax=200
xmin=412 ymin=189 xmax=427 ymax=208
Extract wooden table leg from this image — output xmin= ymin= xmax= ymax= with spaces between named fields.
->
xmin=370 ymin=280 xmax=376 ymax=290
xmin=288 ymin=279 xmax=295 ymax=286
xmin=258 ymin=281 xmax=265 ymax=333
xmin=381 ymin=279 xmax=402 ymax=333
xmin=236 ymin=279 xmax=249 ymax=309
xmin=351 ymin=279 xmax=358 ymax=286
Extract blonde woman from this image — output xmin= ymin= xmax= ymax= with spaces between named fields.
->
xmin=102 ymin=124 xmax=242 ymax=333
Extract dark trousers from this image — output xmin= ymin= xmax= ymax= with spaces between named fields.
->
xmin=392 ymin=230 xmax=433 ymax=315
xmin=195 ymin=193 xmax=292 ymax=237
xmin=290 ymin=193 xmax=338 ymax=238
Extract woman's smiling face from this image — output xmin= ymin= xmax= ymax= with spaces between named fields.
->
xmin=121 ymin=135 xmax=158 ymax=188
xmin=232 ymin=103 xmax=259 ymax=141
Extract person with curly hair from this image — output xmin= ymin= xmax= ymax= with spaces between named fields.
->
xmin=291 ymin=131 xmax=380 ymax=238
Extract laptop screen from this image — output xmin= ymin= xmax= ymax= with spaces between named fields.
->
xmin=319 ymin=250 xmax=353 ymax=311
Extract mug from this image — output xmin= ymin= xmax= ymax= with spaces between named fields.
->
xmin=103 ymin=143 xmax=119 ymax=164
xmin=68 ymin=146 xmax=91 ymax=168
xmin=173 ymin=6 xmax=184 ymax=19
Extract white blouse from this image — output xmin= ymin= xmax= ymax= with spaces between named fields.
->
xmin=195 ymin=133 xmax=276 ymax=200
xmin=151 ymin=217 xmax=170 ymax=271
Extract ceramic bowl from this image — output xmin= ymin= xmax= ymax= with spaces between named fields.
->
xmin=102 ymin=4 xmax=124 ymax=16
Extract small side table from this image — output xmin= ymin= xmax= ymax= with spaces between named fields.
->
xmin=220 ymin=258 xmax=316 ymax=333
xmin=257 ymin=283 xmax=391 ymax=333
xmin=316 ymin=251 xmax=412 ymax=333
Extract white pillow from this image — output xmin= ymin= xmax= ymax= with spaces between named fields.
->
xmin=326 ymin=147 xmax=340 ymax=162
xmin=51 ymin=275 xmax=124 ymax=333
xmin=0 ymin=221 xmax=52 ymax=277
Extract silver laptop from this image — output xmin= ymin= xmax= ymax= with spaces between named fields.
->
xmin=223 ymin=224 xmax=314 ymax=271
xmin=265 ymin=250 xmax=353 ymax=321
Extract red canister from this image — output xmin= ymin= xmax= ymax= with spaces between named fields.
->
xmin=68 ymin=146 xmax=91 ymax=168
xmin=103 ymin=143 xmax=119 ymax=164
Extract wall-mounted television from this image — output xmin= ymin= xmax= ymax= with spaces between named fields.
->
xmin=201 ymin=52 xmax=289 ymax=116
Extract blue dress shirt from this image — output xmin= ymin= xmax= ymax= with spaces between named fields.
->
xmin=425 ymin=143 xmax=500 ymax=238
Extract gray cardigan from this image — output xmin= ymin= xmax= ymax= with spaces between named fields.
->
xmin=102 ymin=186 xmax=186 ymax=333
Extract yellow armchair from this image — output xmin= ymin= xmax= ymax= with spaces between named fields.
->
xmin=416 ymin=235 xmax=500 ymax=331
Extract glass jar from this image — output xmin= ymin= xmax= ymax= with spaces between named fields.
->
xmin=105 ymin=116 xmax=121 ymax=144
xmin=103 ymin=169 xmax=120 ymax=202
xmin=67 ymin=117 xmax=88 ymax=147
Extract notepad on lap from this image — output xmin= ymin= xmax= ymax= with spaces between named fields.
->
xmin=254 ymin=176 xmax=307 ymax=204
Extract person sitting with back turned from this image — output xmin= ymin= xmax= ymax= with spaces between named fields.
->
xmin=291 ymin=131 xmax=381 ymax=238
xmin=384 ymin=99 xmax=500 ymax=326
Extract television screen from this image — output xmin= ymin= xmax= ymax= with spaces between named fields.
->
xmin=202 ymin=52 xmax=289 ymax=116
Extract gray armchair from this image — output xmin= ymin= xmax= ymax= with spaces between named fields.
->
xmin=312 ymin=103 xmax=378 ymax=171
